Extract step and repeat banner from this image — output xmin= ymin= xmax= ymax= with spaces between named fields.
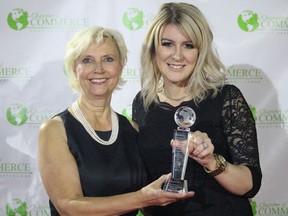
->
xmin=1 ymin=0 xmax=288 ymax=215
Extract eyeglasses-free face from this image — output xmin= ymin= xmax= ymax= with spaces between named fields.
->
xmin=156 ymin=24 xmax=198 ymax=86
xmin=74 ymin=39 xmax=123 ymax=99
xmin=76 ymin=53 xmax=118 ymax=71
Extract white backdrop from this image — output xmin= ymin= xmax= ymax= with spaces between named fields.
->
xmin=1 ymin=1 xmax=288 ymax=215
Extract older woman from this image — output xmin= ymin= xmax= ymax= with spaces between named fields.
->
xmin=38 ymin=26 xmax=193 ymax=216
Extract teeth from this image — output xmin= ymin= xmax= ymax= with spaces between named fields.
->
xmin=169 ymin=64 xmax=183 ymax=69
xmin=91 ymin=78 xmax=107 ymax=83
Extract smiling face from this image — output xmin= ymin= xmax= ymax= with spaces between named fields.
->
xmin=156 ymin=24 xmax=198 ymax=87
xmin=75 ymin=38 xmax=123 ymax=100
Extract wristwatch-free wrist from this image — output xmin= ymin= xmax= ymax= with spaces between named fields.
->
xmin=204 ymin=154 xmax=227 ymax=176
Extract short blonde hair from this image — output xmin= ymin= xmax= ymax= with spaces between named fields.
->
xmin=141 ymin=2 xmax=226 ymax=110
xmin=65 ymin=26 xmax=128 ymax=92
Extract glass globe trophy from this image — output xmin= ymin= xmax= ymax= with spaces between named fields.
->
xmin=163 ymin=106 xmax=196 ymax=193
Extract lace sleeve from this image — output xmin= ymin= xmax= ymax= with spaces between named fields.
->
xmin=222 ymin=85 xmax=262 ymax=197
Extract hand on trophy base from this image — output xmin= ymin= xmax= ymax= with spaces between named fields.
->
xmin=163 ymin=178 xmax=188 ymax=193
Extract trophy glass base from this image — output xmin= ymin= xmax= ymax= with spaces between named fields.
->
xmin=162 ymin=178 xmax=188 ymax=193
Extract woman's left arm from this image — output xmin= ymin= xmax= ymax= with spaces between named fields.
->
xmin=189 ymin=85 xmax=262 ymax=197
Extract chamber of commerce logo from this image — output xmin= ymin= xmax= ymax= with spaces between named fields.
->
xmin=0 ymin=63 xmax=32 ymax=82
xmin=238 ymin=10 xmax=259 ymax=32
xmin=122 ymin=8 xmax=145 ymax=30
xmin=6 ymin=8 xmax=89 ymax=32
xmin=6 ymin=103 xmax=28 ymax=126
xmin=7 ymin=8 xmax=29 ymax=31
xmin=6 ymin=198 xmax=27 ymax=216
xmin=237 ymin=9 xmax=288 ymax=34
xmin=122 ymin=67 xmax=140 ymax=83
xmin=256 ymin=202 xmax=288 ymax=216
xmin=249 ymin=105 xmax=288 ymax=129
xmin=226 ymin=65 xmax=263 ymax=84
xmin=0 ymin=159 xmax=32 ymax=178
xmin=5 ymin=198 xmax=51 ymax=216
xmin=250 ymin=200 xmax=288 ymax=216
xmin=5 ymin=103 xmax=59 ymax=127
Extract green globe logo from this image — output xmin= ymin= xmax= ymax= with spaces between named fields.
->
xmin=238 ymin=10 xmax=259 ymax=32
xmin=7 ymin=8 xmax=29 ymax=30
xmin=6 ymin=198 xmax=27 ymax=216
xmin=6 ymin=103 xmax=28 ymax=126
xmin=122 ymin=8 xmax=144 ymax=30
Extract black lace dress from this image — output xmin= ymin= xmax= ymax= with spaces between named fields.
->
xmin=49 ymin=110 xmax=147 ymax=216
xmin=132 ymin=84 xmax=262 ymax=216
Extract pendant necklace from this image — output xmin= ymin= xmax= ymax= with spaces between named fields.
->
xmin=72 ymin=101 xmax=119 ymax=145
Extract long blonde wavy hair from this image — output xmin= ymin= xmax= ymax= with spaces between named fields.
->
xmin=140 ymin=2 xmax=226 ymax=110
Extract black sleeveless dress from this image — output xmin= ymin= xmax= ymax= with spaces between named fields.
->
xmin=132 ymin=84 xmax=262 ymax=216
xmin=49 ymin=109 xmax=147 ymax=216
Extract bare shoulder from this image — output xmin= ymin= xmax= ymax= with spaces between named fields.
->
xmin=39 ymin=116 xmax=64 ymax=135
xmin=38 ymin=115 xmax=67 ymax=149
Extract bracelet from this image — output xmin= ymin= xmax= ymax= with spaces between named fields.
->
xmin=204 ymin=154 xmax=227 ymax=176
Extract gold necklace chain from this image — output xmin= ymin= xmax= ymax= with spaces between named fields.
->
xmin=72 ymin=101 xmax=119 ymax=145
xmin=162 ymin=88 xmax=191 ymax=101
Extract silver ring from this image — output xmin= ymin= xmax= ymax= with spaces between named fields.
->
xmin=202 ymin=142 xmax=209 ymax=150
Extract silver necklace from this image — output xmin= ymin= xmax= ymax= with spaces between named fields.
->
xmin=71 ymin=101 xmax=119 ymax=145
xmin=162 ymin=88 xmax=190 ymax=101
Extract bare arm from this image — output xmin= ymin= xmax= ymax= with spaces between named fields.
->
xmin=38 ymin=117 xmax=194 ymax=216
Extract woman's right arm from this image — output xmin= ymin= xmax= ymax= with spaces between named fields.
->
xmin=38 ymin=117 xmax=194 ymax=216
